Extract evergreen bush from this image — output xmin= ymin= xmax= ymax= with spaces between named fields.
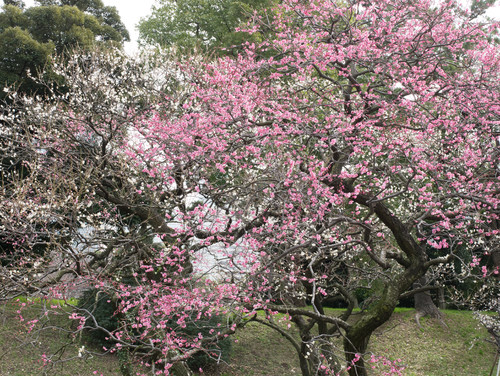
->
xmin=76 ymin=288 xmax=232 ymax=372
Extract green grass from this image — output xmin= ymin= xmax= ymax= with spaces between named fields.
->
xmin=0 ymin=299 xmax=128 ymax=376
xmin=206 ymin=308 xmax=497 ymax=376
xmin=368 ymin=309 xmax=496 ymax=376
xmin=0 ymin=300 xmax=497 ymax=376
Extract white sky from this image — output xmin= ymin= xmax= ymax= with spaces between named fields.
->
xmin=99 ymin=0 xmax=157 ymax=55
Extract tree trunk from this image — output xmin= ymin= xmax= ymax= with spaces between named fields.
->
xmin=343 ymin=290 xmax=399 ymax=376
xmin=344 ymin=333 xmax=371 ymax=376
xmin=413 ymin=276 xmax=446 ymax=328
xmin=343 ymin=263 xmax=428 ymax=376
xmin=437 ymin=286 xmax=446 ymax=310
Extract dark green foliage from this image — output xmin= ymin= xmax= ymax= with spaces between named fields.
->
xmin=4 ymin=0 xmax=25 ymax=8
xmin=181 ymin=314 xmax=232 ymax=372
xmin=0 ymin=2 xmax=128 ymax=98
xmin=24 ymin=6 xmax=94 ymax=53
xmin=138 ymin=0 xmax=276 ymax=56
xmin=76 ymin=288 xmax=119 ymax=347
xmin=117 ymin=348 xmax=133 ymax=376
xmin=35 ymin=0 xmax=129 ymax=42
xmin=76 ymin=288 xmax=232 ymax=372
xmin=0 ymin=24 xmax=54 ymax=95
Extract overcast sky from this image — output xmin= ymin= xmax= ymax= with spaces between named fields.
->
xmin=98 ymin=0 xmax=157 ymax=55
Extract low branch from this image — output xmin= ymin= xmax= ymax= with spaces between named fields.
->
xmin=265 ymin=304 xmax=350 ymax=330
xmin=253 ymin=317 xmax=302 ymax=354
xmin=400 ymin=285 xmax=440 ymax=299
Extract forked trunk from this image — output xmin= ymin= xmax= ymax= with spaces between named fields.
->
xmin=343 ymin=266 xmax=426 ymax=376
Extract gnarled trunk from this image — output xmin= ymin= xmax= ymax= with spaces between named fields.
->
xmin=413 ymin=276 xmax=446 ymax=328
xmin=343 ymin=264 xmax=427 ymax=376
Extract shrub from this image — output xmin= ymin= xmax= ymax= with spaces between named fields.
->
xmin=181 ymin=314 xmax=232 ymax=372
xmin=76 ymin=288 xmax=119 ymax=347
xmin=76 ymin=288 xmax=232 ymax=372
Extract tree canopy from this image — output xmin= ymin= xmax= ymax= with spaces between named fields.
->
xmin=35 ymin=0 xmax=129 ymax=42
xmin=0 ymin=1 xmax=128 ymax=97
xmin=138 ymin=0 xmax=276 ymax=55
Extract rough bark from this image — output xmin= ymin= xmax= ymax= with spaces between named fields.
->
xmin=413 ymin=276 xmax=447 ymax=328
xmin=437 ymin=286 xmax=446 ymax=310
xmin=337 ymin=183 xmax=430 ymax=376
xmin=343 ymin=260 xmax=428 ymax=376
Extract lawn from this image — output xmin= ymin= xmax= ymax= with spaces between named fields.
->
xmin=0 ymin=300 xmax=496 ymax=376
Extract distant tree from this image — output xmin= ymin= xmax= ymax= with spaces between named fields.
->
xmin=0 ymin=2 xmax=128 ymax=98
xmin=4 ymin=0 xmax=25 ymax=8
xmin=0 ymin=25 xmax=54 ymax=95
xmin=138 ymin=0 xmax=276 ymax=55
xmin=35 ymin=0 xmax=129 ymax=42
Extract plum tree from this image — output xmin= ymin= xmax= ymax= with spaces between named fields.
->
xmin=1 ymin=0 xmax=499 ymax=375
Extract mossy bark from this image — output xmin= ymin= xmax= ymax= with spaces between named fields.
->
xmin=343 ymin=265 xmax=426 ymax=376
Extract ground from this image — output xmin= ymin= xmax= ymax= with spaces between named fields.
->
xmin=0 ymin=301 xmax=496 ymax=376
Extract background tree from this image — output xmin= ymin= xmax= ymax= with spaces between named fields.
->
xmin=0 ymin=24 xmax=54 ymax=96
xmin=0 ymin=1 xmax=128 ymax=98
xmin=0 ymin=1 xmax=130 ymax=281
xmin=35 ymin=0 xmax=129 ymax=42
xmin=3 ymin=0 xmax=25 ymax=8
xmin=138 ymin=0 xmax=276 ymax=55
